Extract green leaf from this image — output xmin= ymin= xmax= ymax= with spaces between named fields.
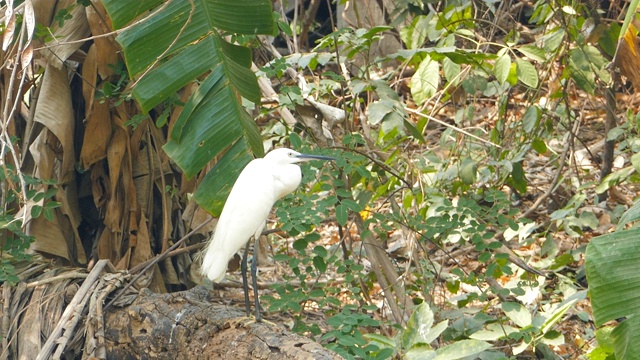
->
xmin=405 ymin=346 xmax=435 ymax=360
xmin=404 ymin=119 xmax=426 ymax=143
xmin=568 ymin=45 xmax=610 ymax=94
xmin=443 ymin=57 xmax=460 ymax=83
xmin=336 ymin=204 xmax=348 ymax=226
xmin=515 ymin=59 xmax=539 ymax=88
xmin=31 ymin=205 xmax=43 ymax=219
xmin=494 ymin=53 xmax=511 ymax=84
xmin=401 ymin=15 xmax=430 ymax=50
xmin=432 ymin=340 xmax=492 ymax=360
xmin=43 ymin=208 xmax=55 ymax=222
xmin=586 ymin=228 xmax=640 ymax=326
xmin=540 ymin=298 xmax=578 ymax=334
xmin=617 ymin=199 xmax=640 ymax=230
xmin=411 ymin=56 xmax=440 ymax=105
xmin=506 ymin=161 xmax=527 ymax=194
xmin=192 ymin=139 xmax=253 ymax=215
xmin=313 ymin=256 xmax=327 ymax=273
xmin=470 ymin=323 xmax=519 ymax=341
xmin=403 ymin=302 xmax=438 ymax=349
xmin=502 ymin=302 xmax=532 ymax=328
xmin=367 ymin=99 xmax=406 ymax=134
xmin=595 ymin=326 xmax=616 ymax=353
xmin=367 ymin=100 xmax=395 ymax=125
xmin=595 ymin=166 xmax=635 ymax=194
xmin=611 ymin=316 xmax=640 ymax=360
xmin=131 ymin=36 xmax=215 ymax=112
xmin=364 ymin=333 xmax=397 ymax=349
xmin=522 ymin=105 xmax=541 ymax=133
xmin=102 ymin=0 xmax=164 ymax=29
xmin=114 ymin=0 xmax=208 ymax=77
xmin=540 ymin=28 xmax=566 ymax=53
xmin=459 ymin=157 xmax=477 ymax=185
xmin=163 ymin=65 xmax=246 ymax=178
xmin=516 ymin=45 xmax=547 ymax=62
xmin=201 ymin=0 xmax=274 ymax=35
xmin=531 ymin=138 xmax=547 ymax=154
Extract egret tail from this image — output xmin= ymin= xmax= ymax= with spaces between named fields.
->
xmin=201 ymin=238 xmax=233 ymax=283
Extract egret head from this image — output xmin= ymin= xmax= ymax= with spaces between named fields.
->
xmin=265 ymin=148 xmax=335 ymax=165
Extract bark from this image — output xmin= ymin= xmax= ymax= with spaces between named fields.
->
xmin=104 ymin=286 xmax=339 ymax=360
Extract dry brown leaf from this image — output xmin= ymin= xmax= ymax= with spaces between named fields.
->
xmin=91 ymin=162 xmax=109 ymax=208
xmin=32 ymin=63 xmax=75 ymax=183
xmin=24 ymin=198 xmax=72 ymax=261
xmin=82 ymin=43 xmax=98 ymax=103
xmin=183 ymin=201 xmax=215 ymax=235
xmin=23 ymin=0 xmax=35 ymax=43
xmin=81 ymin=44 xmax=112 ymax=168
xmin=130 ymin=211 xmax=153 ymax=268
xmin=21 ymin=43 xmax=34 ymax=68
xmin=96 ymin=228 xmax=115 ymax=262
xmin=56 ymin=181 xmax=88 ymax=264
xmin=2 ymin=13 xmax=16 ymax=51
xmin=148 ymin=266 xmax=168 ymax=293
xmin=162 ymin=257 xmax=180 ymax=285
xmin=81 ymin=98 xmax=112 ymax=168
xmin=43 ymin=0 xmax=90 ymax=68
xmin=104 ymin=125 xmax=127 ymax=232
xmin=32 ymin=0 xmax=58 ymax=27
xmin=28 ymin=129 xmax=56 ymax=180
xmin=18 ymin=284 xmax=44 ymax=359
xmin=115 ymin=248 xmax=130 ymax=270
xmin=86 ymin=0 xmax=119 ymax=78
xmin=617 ymin=22 xmax=640 ymax=90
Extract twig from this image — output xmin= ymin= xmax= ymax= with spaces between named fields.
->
xmin=520 ymin=115 xmax=579 ymax=220
xmin=25 ymin=272 xmax=88 ymax=288
xmin=216 ymin=276 xmax=348 ymax=290
xmin=36 ymin=259 xmax=108 ymax=360
xmin=52 ymin=277 xmax=102 ymax=359
xmin=1 ymin=285 xmax=11 ymax=360
xmin=1 ymin=15 xmax=29 ymax=208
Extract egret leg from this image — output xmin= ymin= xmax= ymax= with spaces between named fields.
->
xmin=241 ymin=241 xmax=251 ymax=316
xmin=251 ymin=235 xmax=262 ymax=322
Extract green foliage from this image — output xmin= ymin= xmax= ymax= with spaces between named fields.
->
xmin=322 ymin=305 xmax=388 ymax=360
xmin=367 ymin=303 xmax=494 ymax=359
xmin=0 ymin=164 xmax=61 ymax=284
xmin=251 ymin=0 xmax=622 ymax=357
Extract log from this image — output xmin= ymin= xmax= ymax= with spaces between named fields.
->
xmin=104 ymin=286 xmax=340 ymax=359
xmin=1 ymin=267 xmax=340 ymax=360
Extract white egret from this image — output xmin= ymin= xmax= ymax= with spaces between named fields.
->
xmin=200 ymin=147 xmax=334 ymax=321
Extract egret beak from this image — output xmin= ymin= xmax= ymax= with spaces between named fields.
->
xmin=296 ymin=153 xmax=336 ymax=162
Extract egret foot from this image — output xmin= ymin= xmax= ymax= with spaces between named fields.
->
xmin=232 ymin=315 xmax=276 ymax=328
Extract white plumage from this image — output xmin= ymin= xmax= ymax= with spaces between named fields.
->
xmin=200 ymin=148 xmax=333 ymax=282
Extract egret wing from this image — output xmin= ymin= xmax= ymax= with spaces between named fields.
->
xmin=201 ymin=159 xmax=276 ymax=282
